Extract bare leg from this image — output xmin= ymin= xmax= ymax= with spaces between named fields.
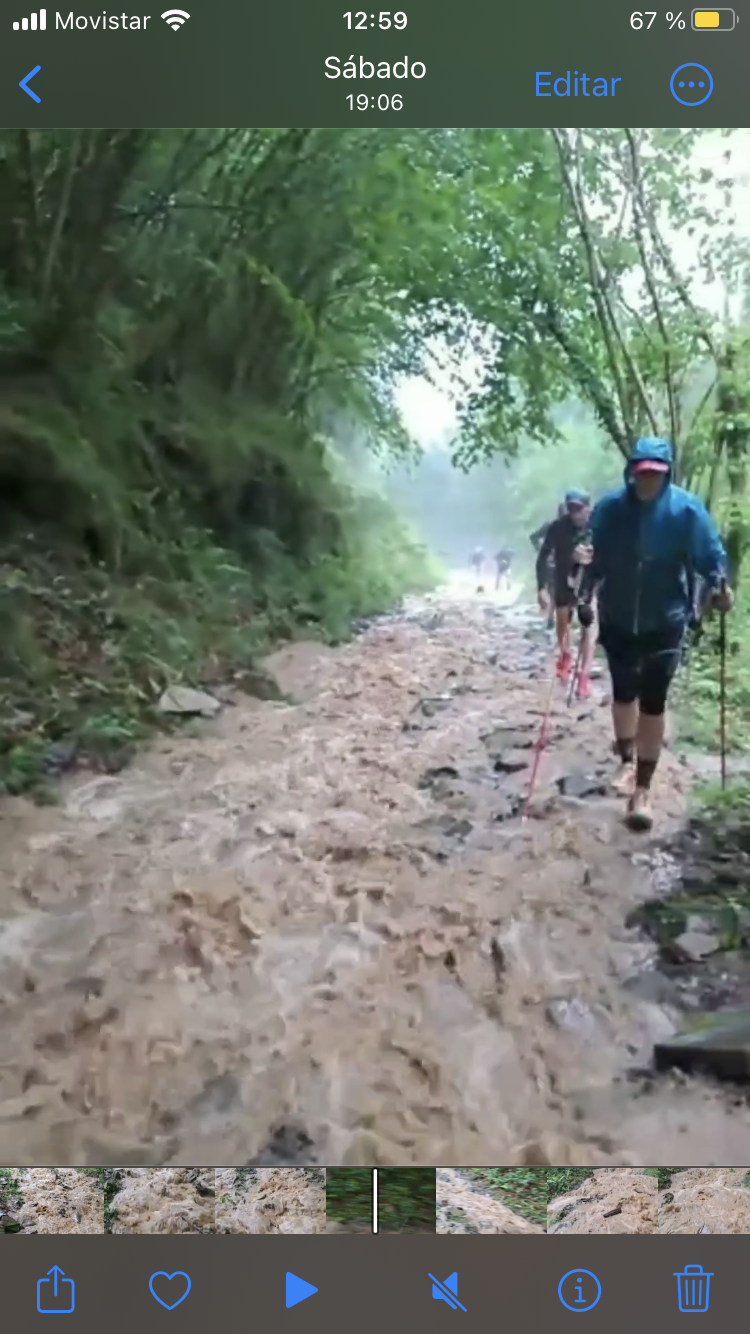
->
xmin=637 ymin=710 xmax=664 ymax=764
xmin=613 ymin=700 xmax=638 ymax=747
xmin=581 ymin=601 xmax=597 ymax=676
xmin=555 ymin=606 xmax=571 ymax=658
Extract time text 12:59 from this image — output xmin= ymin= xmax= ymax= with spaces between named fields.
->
xmin=344 ymin=11 xmax=407 ymax=27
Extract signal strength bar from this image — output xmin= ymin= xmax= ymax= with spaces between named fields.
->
xmin=13 ymin=8 xmax=46 ymax=27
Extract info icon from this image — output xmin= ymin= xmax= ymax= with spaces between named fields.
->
xmin=558 ymin=1269 xmax=602 ymax=1313
xmin=670 ymin=62 xmax=714 ymax=104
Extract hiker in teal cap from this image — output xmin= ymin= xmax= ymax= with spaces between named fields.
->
xmin=578 ymin=437 xmax=733 ymax=832
xmin=536 ymin=490 xmax=596 ymax=697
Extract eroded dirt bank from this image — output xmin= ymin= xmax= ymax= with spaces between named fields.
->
xmin=437 ymin=1167 xmax=544 ymax=1233
xmin=1 ymin=576 xmax=749 ymax=1165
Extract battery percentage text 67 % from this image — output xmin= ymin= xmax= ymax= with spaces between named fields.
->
xmin=630 ymin=11 xmax=686 ymax=26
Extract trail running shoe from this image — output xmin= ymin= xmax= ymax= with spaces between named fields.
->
xmin=556 ymin=651 xmax=572 ymax=682
xmin=576 ymin=672 xmax=591 ymax=701
xmin=611 ymin=764 xmax=635 ymax=797
xmin=625 ymin=787 xmax=653 ymax=832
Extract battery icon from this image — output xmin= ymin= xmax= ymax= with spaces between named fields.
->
xmin=691 ymin=8 xmax=737 ymax=27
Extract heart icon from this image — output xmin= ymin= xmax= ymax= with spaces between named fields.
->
xmin=149 ymin=1271 xmax=192 ymax=1309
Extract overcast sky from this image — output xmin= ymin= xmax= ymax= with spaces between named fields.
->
xmin=396 ymin=128 xmax=750 ymax=445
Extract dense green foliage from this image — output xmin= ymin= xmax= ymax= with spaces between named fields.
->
xmin=2 ymin=127 xmax=750 ymax=793
xmin=326 ymin=1167 xmax=435 ymax=1230
xmin=378 ymin=1168 xmax=436 ymax=1231
xmin=464 ymin=1168 xmax=547 ymax=1226
xmin=326 ymin=1168 xmax=372 ymax=1228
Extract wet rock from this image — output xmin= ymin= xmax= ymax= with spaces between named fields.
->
xmin=545 ymin=997 xmax=601 ymax=1040
xmin=247 ymin=1118 xmax=317 ymax=1166
xmin=492 ymin=751 xmax=529 ymax=775
xmin=233 ymin=667 xmax=286 ymax=701
xmin=157 ymin=686 xmax=221 ymax=717
xmin=556 ymin=770 xmax=607 ymax=799
xmin=0 ymin=1213 xmax=22 ymax=1232
xmin=420 ymin=612 xmax=445 ymax=632
xmin=493 ymin=795 xmax=522 ymax=823
xmin=64 ymin=975 xmax=105 ymax=999
xmin=482 ymin=726 xmax=535 ymax=754
xmin=417 ymin=765 xmax=460 ymax=789
xmin=186 ymin=1074 xmax=241 ymax=1120
xmin=654 ymin=1009 xmax=750 ymax=1079
xmin=434 ymin=815 xmax=473 ymax=840
xmin=681 ymin=865 xmax=720 ymax=891
xmin=672 ymin=931 xmax=721 ymax=963
xmin=414 ymin=695 xmax=452 ymax=719
xmin=42 ymin=738 xmax=79 ymax=775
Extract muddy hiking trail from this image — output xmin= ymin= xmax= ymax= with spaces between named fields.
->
xmin=2 ymin=573 xmax=749 ymax=1167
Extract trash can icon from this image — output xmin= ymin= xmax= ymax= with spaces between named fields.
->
xmin=674 ymin=1264 xmax=713 ymax=1313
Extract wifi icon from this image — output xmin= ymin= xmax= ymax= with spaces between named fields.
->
xmin=161 ymin=8 xmax=189 ymax=27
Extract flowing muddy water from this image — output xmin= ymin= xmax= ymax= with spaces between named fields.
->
xmin=1 ymin=573 xmax=749 ymax=1166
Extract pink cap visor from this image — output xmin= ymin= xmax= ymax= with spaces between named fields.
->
xmin=632 ymin=460 xmax=669 ymax=475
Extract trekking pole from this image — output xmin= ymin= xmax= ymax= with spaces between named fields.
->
xmin=565 ymin=564 xmax=586 ymax=706
xmin=522 ymin=649 xmax=558 ymax=821
xmin=567 ymin=635 xmax=585 ymax=707
xmin=719 ymin=577 xmax=728 ymax=790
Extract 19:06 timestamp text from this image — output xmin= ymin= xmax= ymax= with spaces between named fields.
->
xmin=344 ymin=11 xmax=407 ymax=27
xmin=347 ymin=93 xmax=403 ymax=109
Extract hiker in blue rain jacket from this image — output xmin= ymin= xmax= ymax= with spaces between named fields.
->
xmin=577 ymin=437 xmax=733 ymax=832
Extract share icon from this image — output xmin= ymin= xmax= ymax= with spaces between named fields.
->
xmin=429 ymin=1272 xmax=467 ymax=1312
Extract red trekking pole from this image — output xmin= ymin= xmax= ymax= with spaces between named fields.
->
xmin=522 ymin=651 xmax=557 ymax=820
xmin=719 ymin=577 xmax=727 ymax=790
xmin=566 ymin=564 xmax=587 ymax=706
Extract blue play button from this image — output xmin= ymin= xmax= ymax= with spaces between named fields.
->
xmin=286 ymin=1273 xmax=318 ymax=1309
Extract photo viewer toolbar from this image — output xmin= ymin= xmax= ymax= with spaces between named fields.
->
xmin=7 ymin=1237 xmax=748 ymax=1333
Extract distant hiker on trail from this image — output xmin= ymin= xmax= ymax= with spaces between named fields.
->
xmin=470 ymin=546 xmax=485 ymax=576
xmin=577 ymin=436 xmax=733 ymax=833
xmin=494 ymin=546 xmax=515 ymax=592
xmin=536 ymin=490 xmax=596 ymax=699
xmin=470 ymin=545 xmax=487 ymax=590
xmin=529 ymin=503 xmax=566 ymax=554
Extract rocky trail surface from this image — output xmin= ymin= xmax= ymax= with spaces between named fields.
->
xmin=548 ymin=1168 xmax=658 ymax=1233
xmin=0 ymin=1167 xmax=105 ymax=1232
xmin=1 ymin=573 xmax=749 ymax=1166
xmin=109 ymin=1166 xmax=215 ymax=1232
xmin=215 ymin=1166 xmax=325 ymax=1233
xmin=659 ymin=1167 xmax=750 ymax=1233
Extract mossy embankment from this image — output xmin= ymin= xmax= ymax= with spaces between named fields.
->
xmin=1 ymin=385 xmax=439 ymax=798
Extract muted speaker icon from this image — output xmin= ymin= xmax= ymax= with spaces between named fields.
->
xmin=430 ymin=1273 xmax=467 ymax=1312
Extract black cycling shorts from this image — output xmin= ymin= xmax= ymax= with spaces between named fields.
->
xmin=554 ymin=569 xmax=579 ymax=610
xmin=598 ymin=624 xmax=684 ymax=716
